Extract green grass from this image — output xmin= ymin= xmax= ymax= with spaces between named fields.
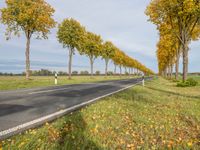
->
xmin=0 ymin=76 xmax=135 ymax=90
xmin=188 ymin=75 xmax=200 ymax=82
xmin=1 ymin=77 xmax=200 ymax=149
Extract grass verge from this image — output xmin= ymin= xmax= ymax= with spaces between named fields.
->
xmin=0 ymin=75 xmax=135 ymax=90
xmin=1 ymin=77 xmax=200 ymax=149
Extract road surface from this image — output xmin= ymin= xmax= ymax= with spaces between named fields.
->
xmin=0 ymin=77 xmax=150 ymax=140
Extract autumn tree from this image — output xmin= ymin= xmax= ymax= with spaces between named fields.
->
xmin=79 ymin=32 xmax=103 ymax=77
xmin=112 ymin=48 xmax=125 ymax=77
xmin=159 ymin=23 xmax=180 ymax=80
xmin=146 ymin=0 xmax=200 ymax=81
xmin=101 ymin=41 xmax=115 ymax=76
xmin=57 ymin=18 xmax=85 ymax=79
xmin=0 ymin=0 xmax=56 ymax=79
xmin=157 ymin=33 xmax=177 ymax=79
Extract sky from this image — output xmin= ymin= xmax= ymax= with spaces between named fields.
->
xmin=0 ymin=0 xmax=199 ymax=74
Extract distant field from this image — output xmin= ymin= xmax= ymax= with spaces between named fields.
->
xmin=188 ymin=75 xmax=200 ymax=82
xmin=2 ymin=77 xmax=200 ymax=149
xmin=0 ymin=75 xmax=136 ymax=90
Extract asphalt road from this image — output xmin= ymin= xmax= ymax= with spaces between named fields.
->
xmin=0 ymin=77 xmax=150 ymax=140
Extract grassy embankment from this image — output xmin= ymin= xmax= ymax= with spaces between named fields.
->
xmin=1 ymin=77 xmax=200 ymax=149
xmin=0 ymin=75 xmax=135 ymax=91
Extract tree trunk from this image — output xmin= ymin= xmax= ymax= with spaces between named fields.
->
xmin=175 ymin=53 xmax=180 ymax=80
xmin=68 ymin=48 xmax=73 ymax=80
xmin=182 ymin=44 xmax=188 ymax=82
xmin=90 ymin=56 xmax=94 ymax=78
xmin=134 ymin=68 xmax=136 ymax=75
xmin=114 ymin=64 xmax=117 ymax=75
xmin=105 ymin=59 xmax=109 ymax=77
xmin=164 ymin=68 xmax=167 ymax=78
xmin=170 ymin=64 xmax=173 ymax=79
xmin=168 ymin=66 xmax=171 ymax=79
xmin=119 ymin=65 xmax=122 ymax=77
xmin=25 ymin=36 xmax=31 ymax=80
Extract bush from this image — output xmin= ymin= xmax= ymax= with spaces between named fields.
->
xmin=187 ymin=78 xmax=198 ymax=86
xmin=177 ymin=82 xmax=189 ymax=87
xmin=177 ymin=78 xmax=198 ymax=87
xmin=80 ymin=71 xmax=89 ymax=75
xmin=95 ymin=71 xmax=100 ymax=75
xmin=107 ymin=71 xmax=113 ymax=76
xmin=72 ymin=71 xmax=78 ymax=75
xmin=125 ymin=72 xmax=129 ymax=75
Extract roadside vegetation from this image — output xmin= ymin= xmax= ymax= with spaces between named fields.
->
xmin=0 ymin=75 xmax=138 ymax=91
xmin=1 ymin=77 xmax=200 ymax=149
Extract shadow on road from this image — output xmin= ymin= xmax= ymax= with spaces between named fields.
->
xmin=0 ymin=104 xmax=33 ymax=116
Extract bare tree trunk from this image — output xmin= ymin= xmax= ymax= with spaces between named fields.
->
xmin=25 ymin=36 xmax=31 ymax=80
xmin=175 ymin=54 xmax=180 ymax=80
xmin=164 ymin=68 xmax=167 ymax=78
xmin=134 ymin=68 xmax=136 ymax=75
xmin=182 ymin=44 xmax=188 ymax=82
xmin=170 ymin=64 xmax=173 ymax=79
xmin=168 ymin=66 xmax=171 ymax=79
xmin=114 ymin=63 xmax=117 ymax=75
xmin=105 ymin=59 xmax=109 ymax=77
xmin=68 ymin=48 xmax=73 ymax=80
xmin=119 ymin=65 xmax=122 ymax=78
xmin=89 ymin=56 xmax=94 ymax=78
xmin=180 ymin=29 xmax=190 ymax=82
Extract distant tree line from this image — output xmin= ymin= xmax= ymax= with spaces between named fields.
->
xmin=0 ymin=69 xmax=154 ymax=76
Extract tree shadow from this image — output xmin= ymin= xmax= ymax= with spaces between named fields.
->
xmin=145 ymin=86 xmax=200 ymax=100
xmin=55 ymin=111 xmax=102 ymax=150
xmin=0 ymin=104 xmax=33 ymax=116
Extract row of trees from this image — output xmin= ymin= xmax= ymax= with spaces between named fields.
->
xmin=0 ymin=0 xmax=154 ymax=80
xmin=57 ymin=18 xmax=154 ymax=79
xmin=146 ymin=0 xmax=200 ymax=82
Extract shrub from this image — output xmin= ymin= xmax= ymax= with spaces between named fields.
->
xmin=95 ymin=71 xmax=100 ymax=75
xmin=107 ymin=71 xmax=113 ymax=76
xmin=177 ymin=78 xmax=198 ymax=87
xmin=177 ymin=82 xmax=189 ymax=87
xmin=187 ymin=78 xmax=198 ymax=86
xmin=80 ymin=71 xmax=89 ymax=75
xmin=172 ymin=79 xmax=179 ymax=82
xmin=125 ymin=72 xmax=129 ymax=75
xmin=72 ymin=71 xmax=78 ymax=75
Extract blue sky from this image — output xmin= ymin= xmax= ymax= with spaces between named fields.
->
xmin=0 ymin=0 xmax=199 ymax=73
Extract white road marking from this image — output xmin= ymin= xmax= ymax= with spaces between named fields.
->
xmin=0 ymin=81 xmax=142 ymax=139
xmin=28 ymin=87 xmax=70 ymax=95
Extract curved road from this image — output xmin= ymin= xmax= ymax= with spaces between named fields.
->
xmin=0 ymin=77 xmax=150 ymax=140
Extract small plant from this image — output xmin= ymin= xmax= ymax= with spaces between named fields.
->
xmin=177 ymin=78 xmax=198 ymax=87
